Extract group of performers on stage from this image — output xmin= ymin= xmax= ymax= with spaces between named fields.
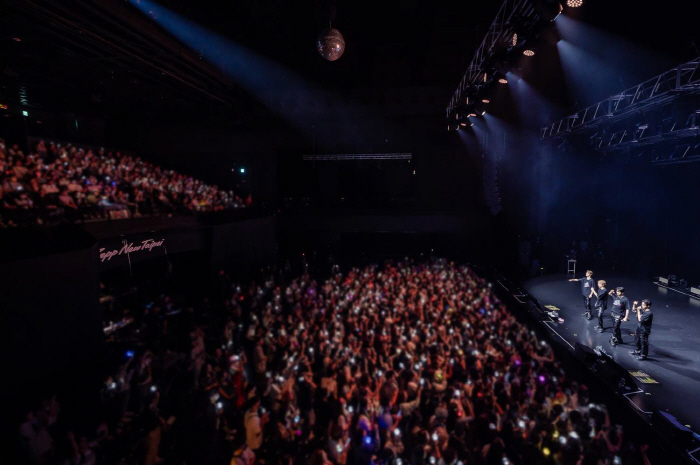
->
xmin=569 ymin=270 xmax=653 ymax=361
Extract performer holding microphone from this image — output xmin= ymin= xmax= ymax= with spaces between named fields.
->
xmin=568 ymin=270 xmax=595 ymax=320
xmin=590 ymin=280 xmax=609 ymax=333
xmin=609 ymin=287 xmax=630 ymax=346
xmin=630 ymin=299 xmax=653 ymax=360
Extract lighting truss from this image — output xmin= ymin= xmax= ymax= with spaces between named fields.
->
xmin=595 ymin=122 xmax=700 ymax=153
xmin=302 ymin=153 xmax=412 ymax=161
xmin=541 ymin=56 xmax=700 ymax=139
xmin=446 ymin=0 xmax=540 ymax=118
xmin=651 ymin=143 xmax=700 ymax=166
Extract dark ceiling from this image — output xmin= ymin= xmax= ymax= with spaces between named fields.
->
xmin=0 ymin=0 xmax=501 ymax=120
xmin=152 ymin=0 xmax=499 ymax=89
xmin=0 ymin=0 xmax=699 ymax=126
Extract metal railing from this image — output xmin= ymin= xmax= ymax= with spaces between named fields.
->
xmin=541 ymin=57 xmax=700 ymax=139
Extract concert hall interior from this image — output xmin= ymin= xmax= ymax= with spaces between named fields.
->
xmin=2 ymin=0 xmax=700 ymax=464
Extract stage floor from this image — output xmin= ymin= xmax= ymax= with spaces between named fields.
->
xmin=524 ymin=274 xmax=700 ymax=430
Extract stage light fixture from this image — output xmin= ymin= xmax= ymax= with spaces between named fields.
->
xmin=481 ymin=111 xmax=486 ymax=115
xmin=567 ymin=0 xmax=583 ymax=6
xmin=22 ymin=110 xmax=28 ymax=116
xmin=482 ymin=99 xmax=490 ymax=103
xmin=523 ymin=49 xmax=535 ymax=56
xmin=12 ymin=37 xmax=21 ymax=42
xmin=512 ymin=33 xmax=518 ymax=47
xmin=460 ymin=122 xmax=467 ymax=127
xmin=498 ymin=78 xmax=508 ymax=84
xmin=469 ymin=113 xmax=477 ymax=117
xmin=534 ymin=0 xmax=563 ymax=22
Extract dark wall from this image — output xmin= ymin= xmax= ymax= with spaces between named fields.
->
xmin=497 ymin=133 xmax=700 ymax=282
xmin=211 ymin=216 xmax=277 ymax=273
xmin=0 ymin=246 xmax=103 ymax=396
xmin=276 ymin=211 xmax=497 ymax=271
xmin=143 ymin=110 xmax=483 ymax=212
xmin=0 ymin=216 xmax=280 ymax=401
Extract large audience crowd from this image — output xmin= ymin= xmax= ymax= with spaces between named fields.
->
xmin=17 ymin=259 xmax=652 ymax=465
xmin=0 ymin=138 xmax=248 ymax=227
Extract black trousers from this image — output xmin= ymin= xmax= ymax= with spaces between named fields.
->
xmin=635 ymin=328 xmax=650 ymax=356
xmin=582 ymin=295 xmax=592 ymax=312
xmin=612 ymin=314 xmax=623 ymax=343
xmin=597 ymin=306 xmax=605 ymax=328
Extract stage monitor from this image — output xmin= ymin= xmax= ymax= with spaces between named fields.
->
xmin=652 ymin=411 xmax=693 ymax=448
xmin=659 ymin=277 xmax=669 ymax=285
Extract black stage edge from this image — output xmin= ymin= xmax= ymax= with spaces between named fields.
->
xmin=485 ymin=269 xmax=700 ymax=465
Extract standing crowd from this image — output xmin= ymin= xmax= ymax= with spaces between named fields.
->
xmin=17 ymin=259 xmax=653 ymax=465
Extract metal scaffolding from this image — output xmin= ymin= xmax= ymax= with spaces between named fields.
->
xmin=446 ymin=0 xmax=539 ymax=119
xmin=594 ymin=118 xmax=700 ymax=153
xmin=302 ymin=153 xmax=412 ymax=161
xmin=541 ymin=57 xmax=700 ymax=140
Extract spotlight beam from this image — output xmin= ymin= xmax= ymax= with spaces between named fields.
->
xmin=542 ymin=56 xmax=700 ymax=139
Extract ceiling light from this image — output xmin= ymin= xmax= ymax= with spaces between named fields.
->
xmin=523 ymin=49 xmax=535 ymax=56
xmin=498 ymin=78 xmax=508 ymax=84
xmin=534 ymin=0 xmax=563 ymax=21
xmin=567 ymin=0 xmax=583 ymax=6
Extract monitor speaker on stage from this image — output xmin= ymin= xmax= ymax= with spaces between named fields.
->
xmin=659 ymin=277 xmax=669 ymax=285
xmin=652 ymin=410 xmax=693 ymax=448
xmin=690 ymin=287 xmax=700 ymax=297
xmin=574 ymin=343 xmax=599 ymax=365
xmin=580 ymin=350 xmax=638 ymax=393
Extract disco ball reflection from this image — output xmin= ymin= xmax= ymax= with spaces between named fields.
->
xmin=317 ymin=28 xmax=345 ymax=61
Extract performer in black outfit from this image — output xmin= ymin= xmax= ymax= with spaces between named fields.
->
xmin=568 ymin=270 xmax=595 ymax=319
xmin=590 ymin=280 xmax=609 ymax=333
xmin=609 ymin=287 xmax=630 ymax=346
xmin=630 ymin=299 xmax=653 ymax=360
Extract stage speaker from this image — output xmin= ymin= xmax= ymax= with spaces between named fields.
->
xmin=591 ymin=356 xmax=639 ymax=392
xmin=652 ymin=410 xmax=693 ymax=448
xmin=659 ymin=277 xmax=669 ymax=285
xmin=690 ymin=287 xmax=700 ymax=297
xmin=575 ymin=343 xmax=599 ymax=364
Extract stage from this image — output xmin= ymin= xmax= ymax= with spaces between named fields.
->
xmin=523 ymin=273 xmax=700 ymax=431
